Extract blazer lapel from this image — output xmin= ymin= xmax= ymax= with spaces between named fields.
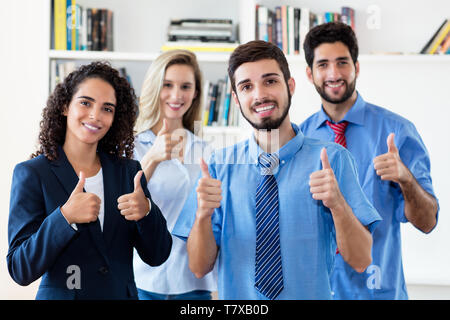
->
xmin=50 ymin=146 xmax=110 ymax=266
xmin=98 ymin=151 xmax=122 ymax=248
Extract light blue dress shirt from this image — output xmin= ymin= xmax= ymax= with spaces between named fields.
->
xmin=133 ymin=129 xmax=217 ymax=295
xmin=300 ymin=93 xmax=439 ymax=300
xmin=173 ymin=123 xmax=381 ymax=300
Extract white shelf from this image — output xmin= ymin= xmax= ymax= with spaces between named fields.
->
xmin=49 ymin=50 xmax=231 ymax=62
xmin=49 ymin=49 xmax=450 ymax=64
xmin=285 ymin=53 xmax=450 ymax=64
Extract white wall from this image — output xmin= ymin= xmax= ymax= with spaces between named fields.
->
xmin=0 ymin=0 xmax=48 ymax=299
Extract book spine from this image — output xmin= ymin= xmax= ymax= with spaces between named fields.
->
xmin=71 ymin=1 xmax=76 ymax=50
xmin=86 ymin=8 xmax=92 ymax=50
xmin=75 ymin=4 xmax=81 ymax=50
xmin=66 ymin=0 xmax=72 ymax=50
xmin=54 ymin=0 xmax=67 ymax=50
xmin=439 ymin=34 xmax=450 ymax=54
xmin=223 ymin=77 xmax=231 ymax=126
xmin=428 ymin=21 xmax=450 ymax=54
xmin=107 ymin=10 xmax=114 ymax=51
xmin=281 ymin=6 xmax=288 ymax=54
xmin=208 ymin=84 xmax=218 ymax=125
xmin=288 ymin=6 xmax=294 ymax=55
xmin=294 ymin=8 xmax=300 ymax=55
xmin=257 ymin=6 xmax=268 ymax=42
xmin=81 ymin=7 xmax=87 ymax=50
xmin=203 ymin=82 xmax=212 ymax=126
xmin=275 ymin=7 xmax=282 ymax=50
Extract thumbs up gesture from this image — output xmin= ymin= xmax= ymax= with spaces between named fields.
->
xmin=142 ymin=119 xmax=184 ymax=165
xmin=373 ymin=133 xmax=411 ymax=184
xmin=117 ymin=170 xmax=150 ymax=221
xmin=309 ymin=148 xmax=344 ymax=210
xmin=196 ymin=158 xmax=222 ymax=219
xmin=61 ymin=171 xmax=101 ymax=225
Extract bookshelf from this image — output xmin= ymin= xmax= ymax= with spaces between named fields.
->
xmin=45 ymin=0 xmax=450 ymax=138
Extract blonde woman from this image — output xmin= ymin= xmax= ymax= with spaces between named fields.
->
xmin=133 ymin=50 xmax=216 ymax=300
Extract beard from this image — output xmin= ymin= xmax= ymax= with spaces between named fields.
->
xmin=314 ymin=78 xmax=356 ymax=104
xmin=237 ymin=90 xmax=292 ymax=131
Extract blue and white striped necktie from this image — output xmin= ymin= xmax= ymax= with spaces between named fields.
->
xmin=255 ymin=152 xmax=283 ymax=300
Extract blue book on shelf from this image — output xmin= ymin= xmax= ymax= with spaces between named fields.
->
xmin=208 ymin=84 xmax=218 ymax=125
xmin=66 ymin=1 xmax=72 ymax=50
xmin=223 ymin=77 xmax=231 ymax=126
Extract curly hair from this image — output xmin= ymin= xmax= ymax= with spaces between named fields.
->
xmin=32 ymin=61 xmax=138 ymax=160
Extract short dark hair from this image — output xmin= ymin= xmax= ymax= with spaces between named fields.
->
xmin=32 ymin=61 xmax=137 ymax=160
xmin=228 ymin=40 xmax=291 ymax=93
xmin=303 ymin=22 xmax=359 ymax=68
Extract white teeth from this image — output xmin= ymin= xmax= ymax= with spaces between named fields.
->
xmin=326 ymin=81 xmax=343 ymax=88
xmin=84 ymin=123 xmax=99 ymax=131
xmin=255 ymin=105 xmax=275 ymax=113
xmin=169 ymin=103 xmax=182 ymax=108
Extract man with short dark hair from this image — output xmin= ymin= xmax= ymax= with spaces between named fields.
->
xmin=300 ymin=22 xmax=439 ymax=300
xmin=173 ymin=40 xmax=381 ymax=300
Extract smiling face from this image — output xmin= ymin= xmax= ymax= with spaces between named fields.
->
xmin=159 ymin=63 xmax=197 ymax=123
xmin=232 ymin=58 xmax=295 ymax=131
xmin=63 ymin=77 xmax=116 ymax=148
xmin=307 ymin=41 xmax=359 ymax=104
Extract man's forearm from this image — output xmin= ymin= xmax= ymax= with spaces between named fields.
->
xmin=187 ymin=214 xmax=218 ymax=278
xmin=331 ymin=201 xmax=373 ymax=273
xmin=400 ymin=174 xmax=438 ymax=233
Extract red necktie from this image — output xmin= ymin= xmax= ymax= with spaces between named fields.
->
xmin=326 ymin=120 xmax=348 ymax=148
xmin=325 ymin=120 xmax=348 ymax=255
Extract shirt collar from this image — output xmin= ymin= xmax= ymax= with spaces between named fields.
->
xmin=314 ymin=91 xmax=367 ymax=129
xmin=135 ymin=129 xmax=156 ymax=143
xmin=249 ymin=123 xmax=305 ymax=165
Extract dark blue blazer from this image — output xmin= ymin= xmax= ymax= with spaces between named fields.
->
xmin=7 ymin=147 xmax=172 ymax=300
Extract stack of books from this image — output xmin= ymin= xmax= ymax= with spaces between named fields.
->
xmin=420 ymin=19 xmax=450 ymax=54
xmin=162 ymin=18 xmax=239 ymax=53
xmin=52 ymin=0 xmax=114 ymax=51
xmin=255 ymin=5 xmax=355 ymax=56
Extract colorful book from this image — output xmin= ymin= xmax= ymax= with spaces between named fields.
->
xmin=420 ymin=19 xmax=448 ymax=54
xmin=53 ymin=0 xmax=67 ymax=50
xmin=428 ymin=20 xmax=450 ymax=54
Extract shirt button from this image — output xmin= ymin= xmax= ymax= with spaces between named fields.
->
xmin=98 ymin=266 xmax=109 ymax=275
xmin=281 ymin=160 xmax=285 ymax=164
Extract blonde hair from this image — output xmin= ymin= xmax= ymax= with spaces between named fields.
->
xmin=134 ymin=50 xmax=203 ymax=135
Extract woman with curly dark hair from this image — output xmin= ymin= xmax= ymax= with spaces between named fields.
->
xmin=7 ymin=61 xmax=172 ymax=300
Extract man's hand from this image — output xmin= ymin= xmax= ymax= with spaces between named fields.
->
xmin=309 ymin=148 xmax=344 ymax=211
xmin=117 ymin=170 xmax=150 ymax=221
xmin=196 ymin=158 xmax=222 ymax=219
xmin=61 ymin=171 xmax=101 ymax=224
xmin=373 ymin=133 xmax=412 ymax=184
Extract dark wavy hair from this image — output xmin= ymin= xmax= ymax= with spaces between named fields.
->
xmin=303 ymin=22 xmax=359 ymax=68
xmin=32 ymin=61 xmax=138 ymax=160
xmin=228 ymin=40 xmax=291 ymax=94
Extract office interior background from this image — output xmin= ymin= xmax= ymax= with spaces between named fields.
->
xmin=0 ymin=0 xmax=449 ymax=299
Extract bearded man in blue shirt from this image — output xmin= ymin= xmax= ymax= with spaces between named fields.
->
xmin=173 ymin=40 xmax=381 ymax=300
xmin=300 ymin=22 xmax=439 ymax=300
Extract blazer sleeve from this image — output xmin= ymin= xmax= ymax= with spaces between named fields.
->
xmin=7 ymin=162 xmax=78 ymax=286
xmin=132 ymin=161 xmax=172 ymax=267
